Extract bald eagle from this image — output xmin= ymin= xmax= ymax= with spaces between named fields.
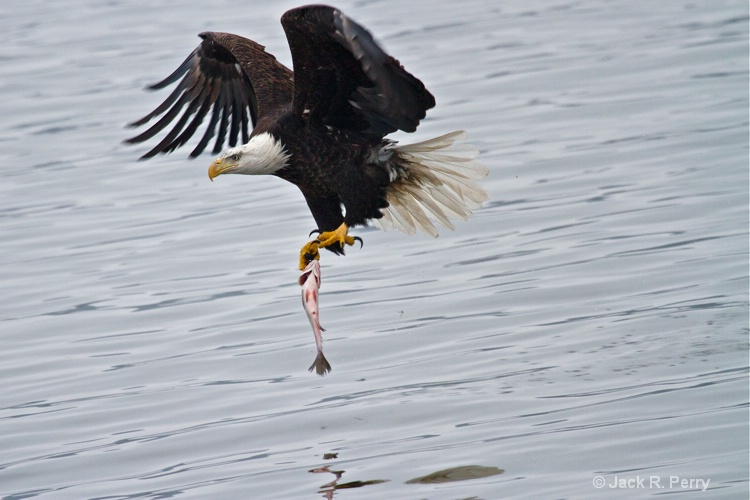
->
xmin=126 ymin=5 xmax=487 ymax=269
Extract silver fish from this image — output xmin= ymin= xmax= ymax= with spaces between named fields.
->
xmin=299 ymin=260 xmax=331 ymax=375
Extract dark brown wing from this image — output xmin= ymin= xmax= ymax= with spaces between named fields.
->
xmin=125 ymin=32 xmax=293 ymax=159
xmin=280 ymin=5 xmax=435 ymax=139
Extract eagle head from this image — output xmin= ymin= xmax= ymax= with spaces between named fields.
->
xmin=208 ymin=132 xmax=291 ymax=181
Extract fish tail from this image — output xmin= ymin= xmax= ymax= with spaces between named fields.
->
xmin=308 ymin=350 xmax=332 ymax=376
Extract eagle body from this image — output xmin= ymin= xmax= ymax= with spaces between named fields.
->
xmin=266 ymin=118 xmax=392 ymax=233
xmin=127 ymin=5 xmax=488 ymax=257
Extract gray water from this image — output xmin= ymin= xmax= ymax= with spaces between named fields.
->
xmin=1 ymin=1 xmax=747 ymax=498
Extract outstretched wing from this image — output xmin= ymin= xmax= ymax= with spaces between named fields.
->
xmin=280 ymin=5 xmax=435 ymax=139
xmin=125 ymin=32 xmax=294 ymax=159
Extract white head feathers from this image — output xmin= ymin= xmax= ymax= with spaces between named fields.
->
xmin=221 ymin=132 xmax=291 ymax=176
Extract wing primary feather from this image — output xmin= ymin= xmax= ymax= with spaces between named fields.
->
xmin=166 ymin=84 xmax=215 ymax=153
xmin=191 ymin=81 xmax=225 ymax=157
xmin=126 ymin=92 xmax=189 ymax=146
xmin=212 ymin=79 xmax=232 ymax=154
xmin=246 ymin=79 xmax=258 ymax=127
xmin=239 ymin=86 xmax=250 ymax=144
xmin=139 ymin=102 xmax=196 ymax=159
xmin=135 ymin=69 xmax=207 ymax=156
xmin=146 ymin=49 xmax=198 ymax=90
xmin=228 ymin=79 xmax=243 ymax=147
xmin=125 ymin=57 xmax=206 ymax=140
xmin=160 ymin=77 xmax=210 ymax=153
xmin=126 ymin=78 xmax=188 ymax=129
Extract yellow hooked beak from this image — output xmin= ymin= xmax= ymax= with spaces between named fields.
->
xmin=208 ymin=157 xmax=237 ymax=181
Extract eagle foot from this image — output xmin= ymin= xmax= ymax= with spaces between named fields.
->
xmin=299 ymin=240 xmax=321 ymax=270
xmin=299 ymin=223 xmax=362 ymax=270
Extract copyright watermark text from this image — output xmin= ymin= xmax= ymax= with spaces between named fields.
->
xmin=592 ymin=475 xmax=710 ymax=492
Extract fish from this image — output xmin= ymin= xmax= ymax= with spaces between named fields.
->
xmin=299 ymin=260 xmax=331 ymax=375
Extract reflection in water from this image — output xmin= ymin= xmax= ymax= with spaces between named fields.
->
xmin=308 ymin=461 xmax=503 ymax=497
xmin=405 ymin=465 xmax=505 ymax=484
xmin=309 ymin=465 xmax=388 ymax=498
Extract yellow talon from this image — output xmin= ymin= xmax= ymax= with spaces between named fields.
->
xmin=317 ymin=223 xmax=356 ymax=248
xmin=299 ymin=240 xmax=320 ymax=270
xmin=298 ymin=223 xmax=362 ymax=269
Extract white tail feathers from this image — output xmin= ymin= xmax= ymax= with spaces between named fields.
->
xmin=374 ymin=131 xmax=488 ymax=237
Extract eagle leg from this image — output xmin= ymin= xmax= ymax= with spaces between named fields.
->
xmin=298 ymin=223 xmax=362 ymax=270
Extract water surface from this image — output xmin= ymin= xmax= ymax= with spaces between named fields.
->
xmin=1 ymin=0 xmax=747 ymax=498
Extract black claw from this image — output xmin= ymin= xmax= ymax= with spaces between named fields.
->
xmin=353 ymin=236 xmax=363 ymax=249
xmin=308 ymin=229 xmax=321 ymax=238
xmin=303 ymin=253 xmax=317 ymax=265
